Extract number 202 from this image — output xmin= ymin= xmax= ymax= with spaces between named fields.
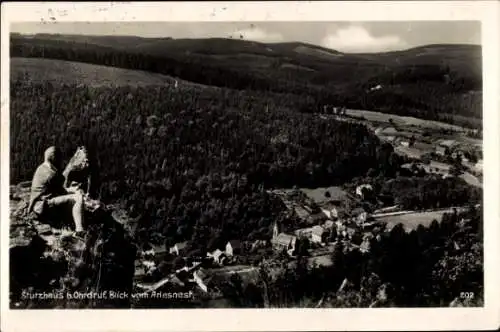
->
xmin=460 ymin=292 xmax=474 ymax=299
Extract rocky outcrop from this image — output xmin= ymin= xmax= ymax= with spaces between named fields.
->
xmin=9 ymin=182 xmax=137 ymax=309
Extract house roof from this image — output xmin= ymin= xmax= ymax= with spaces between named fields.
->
xmin=152 ymin=244 xmax=167 ymax=254
xmin=439 ymin=139 xmax=458 ymax=148
xmin=274 ymin=233 xmax=296 ymax=245
xmin=210 ymin=249 xmax=224 ymax=258
xmin=294 ymin=206 xmax=310 ymax=219
xmin=175 ymin=241 xmax=188 ymax=250
xmin=135 ymin=267 xmax=146 ymax=277
xmin=323 ymin=220 xmax=334 ymax=228
xmin=194 ymin=269 xmax=208 ymax=280
xmin=311 ymin=225 xmax=324 ymax=236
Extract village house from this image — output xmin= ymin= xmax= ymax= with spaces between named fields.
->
xmin=170 ymin=275 xmax=185 ymax=287
xmin=152 ymin=243 xmax=169 ymax=255
xmin=294 ymin=225 xmax=325 ymax=244
xmin=303 ymin=205 xmax=314 ymax=214
xmin=134 ymin=266 xmax=146 ymax=279
xmin=225 ymin=240 xmax=242 ymax=257
xmin=307 ymin=212 xmax=327 ymax=224
xmin=321 ymin=204 xmax=347 ymax=220
xmin=435 ymin=145 xmax=447 ymax=156
xmin=360 ymin=234 xmax=374 ymax=253
xmin=207 ymin=249 xmax=227 ymax=266
xmin=323 ymin=220 xmax=335 ymax=230
xmin=384 ymin=135 xmax=396 ymax=143
xmin=475 ymin=159 xmax=483 ymax=172
xmin=271 ymin=222 xmax=297 ymax=255
xmin=142 ymin=260 xmax=157 ymax=275
xmin=436 ymin=139 xmax=458 ymax=156
xmin=356 ymin=184 xmax=373 ymax=199
xmin=192 ymin=269 xmax=211 ymax=293
xmin=169 ymin=241 xmax=188 ymax=256
xmin=352 ymin=207 xmax=369 ymax=224
xmin=400 ymin=140 xmax=411 ymax=147
xmin=293 ymin=206 xmax=310 ymax=220
xmin=311 ymin=225 xmax=325 ymax=243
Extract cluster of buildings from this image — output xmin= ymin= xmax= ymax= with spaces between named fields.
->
xmin=434 ymin=139 xmax=482 ymax=172
xmin=374 ymin=124 xmax=483 ymax=175
xmin=134 ymin=183 xmax=394 ymax=295
xmin=135 ymin=234 xmax=261 ymax=295
xmin=269 ymin=185 xmax=385 ymax=257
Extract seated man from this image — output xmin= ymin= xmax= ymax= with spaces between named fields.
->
xmin=27 ymin=146 xmax=85 ymax=237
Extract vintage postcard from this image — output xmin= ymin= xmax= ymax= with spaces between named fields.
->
xmin=1 ymin=1 xmax=499 ymax=331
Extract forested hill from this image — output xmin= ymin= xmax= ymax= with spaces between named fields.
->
xmin=11 ymin=76 xmax=397 ymax=251
xmin=11 ymin=34 xmax=482 ymax=124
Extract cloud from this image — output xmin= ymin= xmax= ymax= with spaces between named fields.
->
xmin=321 ymin=25 xmax=406 ymax=53
xmin=228 ymin=27 xmax=284 ymax=42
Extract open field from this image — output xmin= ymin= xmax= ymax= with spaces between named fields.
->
xmin=377 ymin=210 xmax=448 ymax=231
xmin=395 ymin=145 xmax=428 ymax=159
xmin=346 ymin=109 xmax=469 ymax=132
xmin=11 ymin=57 xmax=186 ymax=87
xmin=375 ymin=206 xmax=472 ymax=232
xmin=300 ymin=186 xmax=351 ymax=205
xmin=460 ymin=172 xmax=482 ymax=188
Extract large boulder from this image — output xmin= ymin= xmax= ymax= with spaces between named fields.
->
xmin=9 ymin=183 xmax=137 ymax=309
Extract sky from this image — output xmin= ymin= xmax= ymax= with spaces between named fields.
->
xmin=11 ymin=21 xmax=481 ymax=53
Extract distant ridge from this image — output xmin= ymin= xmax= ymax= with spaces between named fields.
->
xmin=10 ymin=33 xmax=482 ymax=124
xmin=10 ymin=32 xmax=480 ymax=54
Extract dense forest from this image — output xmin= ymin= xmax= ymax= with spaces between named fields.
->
xmin=10 ymin=35 xmax=482 ymax=127
xmin=11 ymin=80 xmax=386 ymax=251
xmin=344 ymin=172 xmax=483 ymax=211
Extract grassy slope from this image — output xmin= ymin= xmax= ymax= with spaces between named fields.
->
xmin=11 ymin=57 xmax=189 ymax=87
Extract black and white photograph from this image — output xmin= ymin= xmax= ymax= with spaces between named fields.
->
xmin=1 ymin=2 xmax=499 ymax=331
